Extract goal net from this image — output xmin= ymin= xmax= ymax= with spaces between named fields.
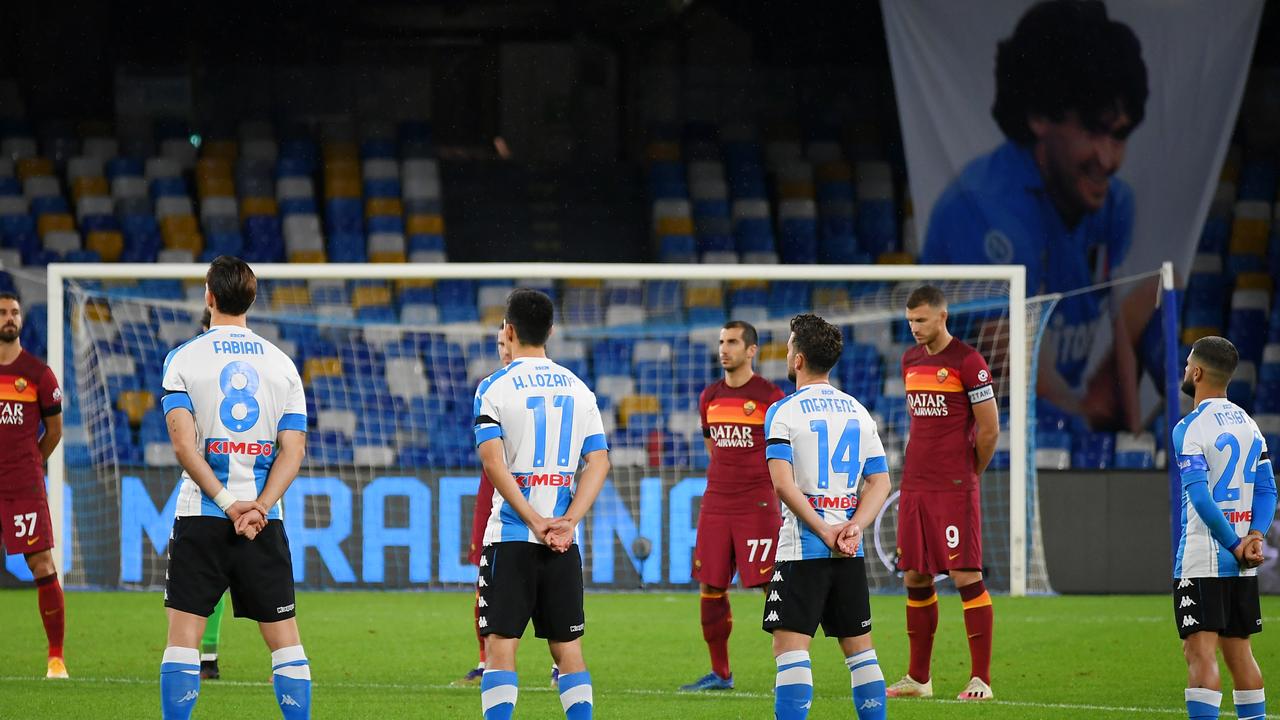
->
xmin=45 ymin=262 xmax=1052 ymax=594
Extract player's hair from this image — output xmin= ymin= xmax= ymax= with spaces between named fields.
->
xmin=906 ymin=285 xmax=947 ymax=310
xmin=1191 ymin=336 xmax=1239 ymax=382
xmin=0 ymin=291 xmax=18 ymax=305
xmin=505 ymin=288 xmax=554 ymax=347
xmin=200 ymin=308 xmax=211 ymax=331
xmin=205 ymin=256 xmax=257 ymax=316
xmin=992 ymin=0 xmax=1147 ymax=145
xmin=789 ymin=313 xmax=843 ymax=375
xmin=722 ymin=319 xmax=759 ymax=348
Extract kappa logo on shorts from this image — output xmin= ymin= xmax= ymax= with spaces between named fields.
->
xmin=768 ymin=591 xmax=781 ymax=602
xmin=478 ymin=597 xmax=488 ymax=608
xmin=478 ymin=616 xmax=488 ymax=628
xmin=765 ymin=611 xmax=780 ymax=622
xmin=277 ymin=603 xmax=295 ymax=614
xmin=1182 ymin=615 xmax=1199 ymax=628
xmin=1179 ymin=596 xmax=1196 ymax=609
xmin=478 ymin=576 xmax=488 ymax=587
xmin=480 ymin=555 xmax=488 ymax=567
xmin=772 ymin=571 xmax=783 ymax=582
xmin=1178 ymin=578 xmax=1194 ymax=589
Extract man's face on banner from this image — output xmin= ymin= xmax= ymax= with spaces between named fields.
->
xmin=1029 ymin=107 xmax=1133 ymax=222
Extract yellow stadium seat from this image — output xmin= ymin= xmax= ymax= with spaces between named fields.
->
xmin=406 ymin=214 xmax=445 ymax=235
xmin=325 ymin=176 xmax=360 ymax=199
xmin=323 ymin=142 xmax=359 ymax=162
xmin=304 ymin=358 xmax=343 ymax=384
xmin=17 ymin=157 xmax=54 ymax=180
xmin=481 ymin=306 xmax=505 ymax=326
xmin=163 ymin=231 xmax=204 ymax=255
xmin=564 ymin=278 xmax=603 ymax=288
xmin=1236 ymin=272 xmax=1272 ymax=293
xmin=727 ymin=279 xmax=768 ymax=291
xmin=72 ymin=176 xmax=109 ymax=201
xmin=240 ymin=197 xmax=278 ymax=218
xmin=196 ymin=157 xmax=232 ymax=179
xmin=760 ymin=341 xmax=788 ymax=361
xmin=366 ymin=198 xmax=403 ymax=217
xmin=352 ymin=285 xmax=392 ymax=309
xmin=197 ymin=175 xmax=235 ymax=198
xmin=37 ymin=213 xmax=75 ymax=238
xmin=618 ymin=395 xmax=661 ymax=427
xmin=778 ymin=181 xmax=815 ymax=200
xmin=117 ymin=390 xmax=155 ymax=426
xmin=369 ymin=250 xmax=407 ymax=263
xmin=1230 ymin=218 xmax=1269 ymax=256
xmin=395 ymin=278 xmax=435 ymax=291
xmin=877 ymin=252 xmax=915 ymax=265
xmin=1182 ymin=327 xmax=1217 ymax=345
xmin=816 ymin=162 xmax=852 ymax=183
xmin=83 ymin=300 xmax=111 ymax=323
xmin=645 ymin=142 xmax=681 ymax=163
xmin=813 ymin=286 xmax=851 ymax=309
xmin=272 ymin=286 xmax=311 ymax=308
xmin=161 ymin=214 xmax=198 ymax=238
xmin=203 ymin=140 xmax=238 ymax=161
xmin=656 ymin=216 xmax=694 ymax=236
xmin=85 ymin=230 xmax=124 ymax=262
xmin=289 ymin=250 xmax=327 ymax=264
xmin=685 ymin=285 xmax=724 ymax=308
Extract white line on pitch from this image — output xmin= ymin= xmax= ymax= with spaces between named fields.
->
xmin=1 ymin=676 xmax=1276 ymax=718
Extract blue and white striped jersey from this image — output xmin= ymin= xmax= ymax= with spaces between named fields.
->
xmin=161 ymin=325 xmax=307 ymax=520
xmin=474 ymin=356 xmax=608 ymax=546
xmin=764 ymin=383 xmax=888 ymax=562
xmin=1173 ymin=398 xmax=1269 ymax=578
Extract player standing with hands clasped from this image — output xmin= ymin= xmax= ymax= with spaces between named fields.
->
xmin=887 ymin=286 xmax=1000 ymax=702
xmin=681 ymin=320 xmax=785 ymax=691
xmin=474 ymin=289 xmax=611 ymax=720
xmin=1172 ymin=337 xmax=1274 ymax=720
xmin=0 ymin=291 xmax=67 ymax=679
xmin=159 ymin=257 xmax=312 ymax=720
xmin=761 ymin=313 xmax=892 ymax=720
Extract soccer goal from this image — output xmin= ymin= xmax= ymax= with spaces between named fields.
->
xmin=46 ymin=262 xmax=1049 ymax=595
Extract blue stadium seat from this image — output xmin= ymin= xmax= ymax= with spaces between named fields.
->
xmin=1199 ymin=217 xmax=1228 ymax=254
xmin=30 ymin=196 xmax=69 ymax=217
xmin=328 ymin=233 xmax=367 ymax=263
xmin=1071 ymin=432 xmax=1114 ymax=469
xmin=106 ymin=157 xmax=144 ymax=179
xmin=150 ymin=177 xmax=187 ymax=199
xmin=367 ymin=215 xmax=405 ymax=234
xmin=856 ymin=199 xmax=897 ymax=256
xmin=734 ymin=218 xmax=775 ymax=254
xmin=408 ymin=233 xmax=445 ymax=254
xmin=361 ymin=138 xmax=397 ymax=160
xmin=779 ymin=218 xmax=818 ymax=264
xmin=659 ymin=234 xmax=696 ymax=262
xmin=280 ymin=198 xmax=318 ymax=216
xmin=364 ymin=179 xmax=401 ymax=199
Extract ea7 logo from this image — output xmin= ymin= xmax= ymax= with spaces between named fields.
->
xmin=1179 ymin=596 xmax=1196 ymax=609
xmin=1182 ymin=615 xmax=1199 ymax=628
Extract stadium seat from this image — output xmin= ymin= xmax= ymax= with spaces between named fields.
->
xmin=1113 ymin=432 xmax=1156 ymax=469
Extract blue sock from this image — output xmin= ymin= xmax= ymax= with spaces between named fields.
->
xmin=160 ymin=646 xmax=201 ymax=720
xmin=558 ymin=670 xmax=593 ymax=719
xmin=1186 ymin=688 xmax=1221 ymax=719
xmin=774 ymin=650 xmax=813 ymax=720
xmin=271 ymin=645 xmax=312 ymax=720
xmin=846 ymin=649 xmax=886 ymax=720
xmin=482 ymin=669 xmax=518 ymax=720
xmin=1234 ymin=689 xmax=1266 ymax=720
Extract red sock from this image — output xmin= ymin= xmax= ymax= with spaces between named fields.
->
xmin=474 ymin=592 xmax=486 ymax=664
xmin=905 ymin=585 xmax=938 ymax=682
xmin=35 ymin=572 xmax=64 ymax=659
xmin=958 ymin=580 xmax=993 ymax=684
xmin=700 ymin=591 xmax=732 ymax=679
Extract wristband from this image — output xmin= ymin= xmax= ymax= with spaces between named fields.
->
xmin=212 ymin=488 xmax=236 ymax=512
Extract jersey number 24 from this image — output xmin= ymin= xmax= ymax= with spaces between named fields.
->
xmin=1212 ymin=432 xmax=1263 ymax=503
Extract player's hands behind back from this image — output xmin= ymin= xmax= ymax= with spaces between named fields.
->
xmin=835 ymin=521 xmax=863 ymax=556
xmin=1236 ymin=532 xmax=1266 ymax=569
xmin=227 ymin=500 xmax=267 ymax=540
xmin=544 ymin=517 xmax=574 ymax=553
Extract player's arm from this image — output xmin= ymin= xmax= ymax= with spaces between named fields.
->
xmin=38 ymin=411 xmax=62 ymax=461
xmin=768 ymin=458 xmax=842 ymax=549
xmin=163 ymin=403 xmax=257 ymax=525
xmin=972 ymin=398 xmax=998 ymax=475
xmin=1175 ymin=435 xmax=1243 ymax=556
xmin=478 ymin=438 xmax=551 ymax=538
xmin=559 ymin=448 xmax=610 ymax=529
xmin=254 ymin=429 xmax=306 ymax=511
xmin=1250 ymin=447 xmax=1278 ymax=538
xmin=699 ymin=386 xmax=714 ymax=462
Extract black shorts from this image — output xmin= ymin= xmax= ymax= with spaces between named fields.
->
xmin=1174 ymin=576 xmax=1262 ymax=639
xmin=478 ymin=542 xmax=585 ymax=642
xmin=165 ymin=517 xmax=297 ymax=624
xmin=762 ymin=558 xmax=872 ymax=639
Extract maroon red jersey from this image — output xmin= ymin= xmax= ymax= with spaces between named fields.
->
xmin=699 ymin=374 xmax=785 ymax=513
xmin=0 ymin=350 xmax=62 ymax=497
xmin=901 ymin=338 xmax=994 ymax=492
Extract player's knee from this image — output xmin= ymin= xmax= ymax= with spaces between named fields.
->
xmin=24 ymin=550 xmax=54 ymax=578
xmin=903 ymin=571 xmax=933 ymax=588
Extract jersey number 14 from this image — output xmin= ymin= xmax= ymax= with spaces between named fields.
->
xmin=809 ymin=418 xmax=861 ymax=489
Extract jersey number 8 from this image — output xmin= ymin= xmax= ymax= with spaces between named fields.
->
xmin=219 ymin=361 xmax=261 ymax=433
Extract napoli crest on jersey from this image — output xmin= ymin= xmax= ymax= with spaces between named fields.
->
xmin=743 ymin=400 xmax=757 ymax=416
xmin=935 ymin=368 xmax=949 ymax=384
xmin=13 ymin=377 xmax=26 ymax=393
xmin=983 ymin=229 xmax=1014 ymax=264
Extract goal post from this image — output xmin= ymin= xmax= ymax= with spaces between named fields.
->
xmin=47 ymin=261 xmax=1034 ymax=595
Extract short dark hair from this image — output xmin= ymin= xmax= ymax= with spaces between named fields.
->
xmin=205 ymin=256 xmax=257 ymax=316
xmin=906 ymin=285 xmax=947 ymax=310
xmin=1191 ymin=336 xmax=1239 ymax=382
xmin=790 ymin=313 xmax=843 ymax=375
xmin=723 ymin=320 xmax=759 ymax=348
xmin=992 ymin=0 xmax=1147 ymax=144
xmin=505 ymin=288 xmax=554 ymax=347
xmin=0 ymin=291 xmax=18 ymax=305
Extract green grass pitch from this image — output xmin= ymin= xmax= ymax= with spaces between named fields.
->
xmin=1 ymin=590 xmax=1278 ymax=718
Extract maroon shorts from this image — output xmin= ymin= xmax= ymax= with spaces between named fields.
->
xmin=895 ymin=488 xmax=982 ymax=575
xmin=468 ymin=476 xmax=495 ymax=566
xmin=0 ymin=495 xmax=54 ymax=556
xmin=693 ymin=507 xmax=782 ymax=589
